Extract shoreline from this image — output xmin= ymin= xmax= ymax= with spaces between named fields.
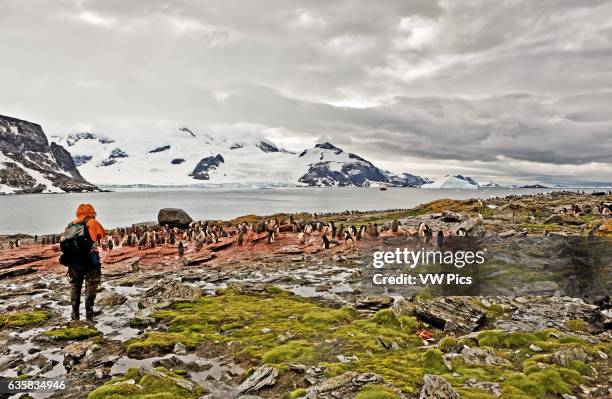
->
xmin=2 ymin=184 xmax=611 ymax=197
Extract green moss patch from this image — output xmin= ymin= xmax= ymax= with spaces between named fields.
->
xmin=123 ymin=288 xmax=609 ymax=397
xmin=43 ymin=326 xmax=101 ymax=340
xmin=288 ymin=388 xmax=307 ymax=398
xmin=355 ymin=384 xmax=401 ymax=399
xmin=87 ymin=367 xmax=204 ymax=399
xmin=0 ymin=310 xmax=51 ymax=329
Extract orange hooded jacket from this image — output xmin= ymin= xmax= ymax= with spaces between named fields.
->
xmin=72 ymin=204 xmax=107 ymax=243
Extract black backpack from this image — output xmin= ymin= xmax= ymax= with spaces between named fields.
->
xmin=59 ymin=217 xmax=93 ymax=267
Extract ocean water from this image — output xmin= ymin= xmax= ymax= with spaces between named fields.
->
xmin=0 ymin=187 xmax=570 ymax=235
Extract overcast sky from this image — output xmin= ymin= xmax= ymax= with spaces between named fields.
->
xmin=1 ymin=0 xmax=611 ymax=185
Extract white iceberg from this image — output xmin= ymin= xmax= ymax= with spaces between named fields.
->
xmin=422 ymin=175 xmax=478 ymax=189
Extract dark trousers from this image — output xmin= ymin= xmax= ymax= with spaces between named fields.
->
xmin=69 ymin=252 xmax=101 ymax=318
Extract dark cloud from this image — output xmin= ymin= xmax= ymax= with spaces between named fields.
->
xmin=0 ymin=0 xmax=610 ymax=184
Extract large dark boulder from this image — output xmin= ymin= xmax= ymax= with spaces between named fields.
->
xmin=158 ymin=208 xmax=193 ymax=227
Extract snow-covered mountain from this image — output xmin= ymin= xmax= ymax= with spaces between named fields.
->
xmin=0 ymin=115 xmax=98 ymax=194
xmin=480 ymin=181 xmax=504 ymax=188
xmin=56 ymin=128 xmax=428 ymax=187
xmin=422 ymin=175 xmax=479 ymax=189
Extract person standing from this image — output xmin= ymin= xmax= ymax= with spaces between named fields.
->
xmin=60 ymin=204 xmax=107 ymax=321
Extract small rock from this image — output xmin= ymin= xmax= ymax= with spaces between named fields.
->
xmin=63 ymin=340 xmax=91 ymax=364
xmin=173 ymin=342 xmax=187 ymax=355
xmin=596 ymin=350 xmax=607 ymax=360
xmin=139 ymin=280 xmax=202 ymax=310
xmin=97 ymin=292 xmax=128 ymax=307
xmin=305 ymin=365 xmax=326 ymax=385
xmin=336 ymin=355 xmax=358 ymax=363
xmin=145 ymin=367 xmax=194 ymax=392
xmin=441 ymin=211 xmax=465 ymax=222
xmin=414 ymin=297 xmax=485 ymax=333
xmin=529 ymin=344 xmax=543 ymax=352
xmin=260 ymin=328 xmax=271 ymax=334
xmin=552 ymin=347 xmax=590 ymax=367
xmin=464 ymin=378 xmax=502 ymax=398
xmin=304 ymin=372 xmax=384 ymax=399
xmin=460 ymin=347 xmax=512 ymax=368
xmin=277 ymin=331 xmax=295 ymax=343
xmin=419 ymin=374 xmax=459 ymax=399
xmin=237 ymin=364 xmax=279 ymax=394
xmin=356 ymin=295 xmax=394 ymax=311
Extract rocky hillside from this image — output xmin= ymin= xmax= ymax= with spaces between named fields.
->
xmin=56 ymin=128 xmax=429 ymax=187
xmin=0 ymin=115 xmax=98 ymax=194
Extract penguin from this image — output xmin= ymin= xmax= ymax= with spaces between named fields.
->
xmin=108 ymin=239 xmax=114 ymax=251
xmin=267 ymin=229 xmax=275 ymax=244
xmin=391 ymin=220 xmax=399 ymax=233
xmin=321 ymin=234 xmax=330 ymax=249
xmin=343 ymin=231 xmax=354 ymax=249
xmin=298 ymin=231 xmax=306 ymax=244
xmin=138 ymin=233 xmax=148 ymax=249
xmin=237 ymin=230 xmax=244 ymax=246
xmin=417 ymin=222 xmax=428 ymax=238
xmin=178 ymin=241 xmax=185 ymax=256
xmin=436 ymin=231 xmax=444 ymax=248
xmin=456 ymin=227 xmax=467 ymax=237
xmin=356 ymin=225 xmax=366 ymax=240
xmin=370 ymin=224 xmax=380 ymax=238
xmin=305 ymin=224 xmax=313 ymax=234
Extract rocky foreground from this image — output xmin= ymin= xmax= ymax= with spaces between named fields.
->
xmin=0 ymin=192 xmax=611 ymax=399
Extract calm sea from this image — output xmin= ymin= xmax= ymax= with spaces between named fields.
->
xmin=0 ymin=187 xmax=571 ymax=235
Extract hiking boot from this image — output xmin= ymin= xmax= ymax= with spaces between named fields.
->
xmin=71 ymin=304 xmax=80 ymax=321
xmin=86 ymin=308 xmax=102 ymax=321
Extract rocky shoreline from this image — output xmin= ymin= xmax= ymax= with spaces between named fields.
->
xmin=0 ymin=192 xmax=610 ymax=399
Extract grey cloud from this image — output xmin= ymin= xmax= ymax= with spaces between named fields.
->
xmin=0 ymin=0 xmax=610 ymax=184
